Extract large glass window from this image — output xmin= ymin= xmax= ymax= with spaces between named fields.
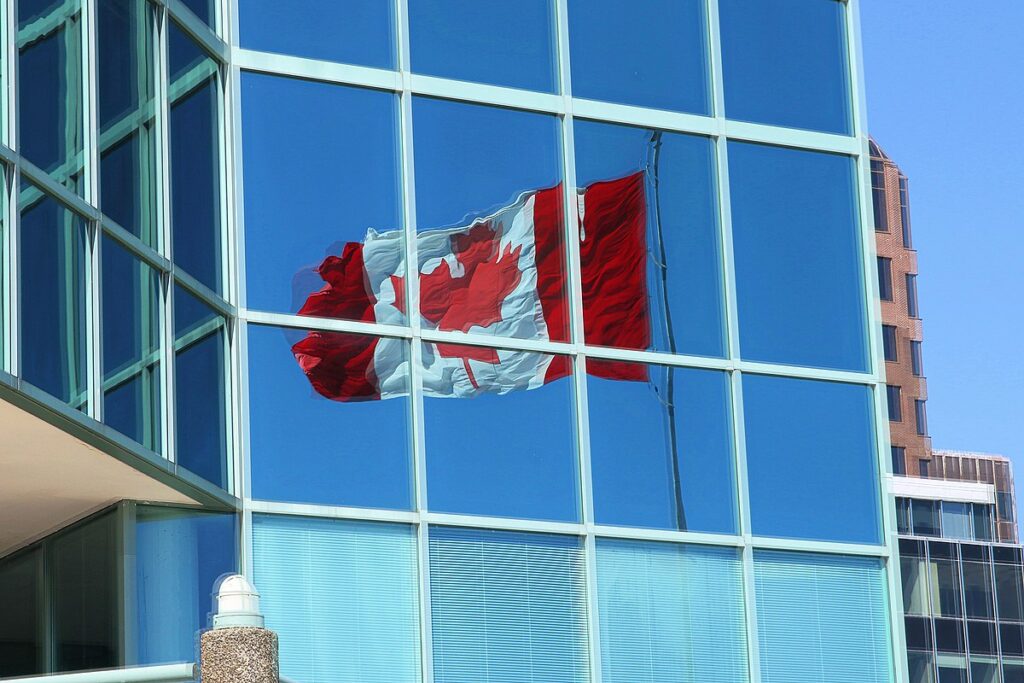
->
xmin=588 ymin=363 xmax=735 ymax=533
xmin=964 ymin=558 xmax=995 ymax=619
xmin=878 ymin=257 xmax=894 ymax=301
xmin=241 ymin=74 xmax=403 ymax=318
xmin=238 ymin=0 xmax=394 ymax=68
xmin=133 ymin=506 xmax=237 ymax=665
xmin=596 ymin=540 xmax=747 ymax=683
xmin=996 ymin=560 xmax=1024 ymax=622
xmin=941 ymin=502 xmax=971 ymax=541
xmin=0 ymin=549 xmax=42 ymax=676
xmin=719 ymin=0 xmax=851 ymax=134
xmin=754 ymin=552 xmax=892 ymax=683
xmin=930 ymin=544 xmax=963 ymax=618
xmin=901 ymin=540 xmax=930 ymax=616
xmin=102 ymin=236 xmax=161 ymax=451
xmin=412 ymin=98 xmax=567 ymax=344
xmin=744 ymin=375 xmax=880 ymax=544
xmin=179 ymin=0 xmax=215 ymax=29
xmin=17 ymin=0 xmax=84 ymax=193
xmin=409 ymin=0 xmax=557 ymax=93
xmin=248 ymin=324 xmax=412 ymax=510
xmin=253 ymin=516 xmax=421 ymax=683
xmin=574 ymin=121 xmax=725 ymax=358
xmin=729 ymin=143 xmax=866 ymax=372
xmin=19 ymin=181 xmax=88 ymax=407
xmin=912 ymin=499 xmax=939 ymax=536
xmin=568 ymin=0 xmax=709 ymax=114
xmin=422 ymin=343 xmax=578 ymax=522
xmin=174 ymin=286 xmax=228 ymax=488
xmin=97 ymin=0 xmax=157 ymax=246
xmin=168 ymin=21 xmax=221 ymax=293
xmin=51 ymin=512 xmax=119 ymax=672
xmin=429 ymin=528 xmax=588 ymax=683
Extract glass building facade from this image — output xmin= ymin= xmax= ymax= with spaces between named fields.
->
xmin=0 ymin=0 xmax=907 ymax=681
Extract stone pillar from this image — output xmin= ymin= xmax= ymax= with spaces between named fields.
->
xmin=199 ymin=575 xmax=279 ymax=683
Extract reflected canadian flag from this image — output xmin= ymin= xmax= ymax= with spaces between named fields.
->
xmin=292 ymin=172 xmax=651 ymax=401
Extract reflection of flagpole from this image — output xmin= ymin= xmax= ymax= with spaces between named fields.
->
xmin=648 ymin=131 xmax=686 ymax=531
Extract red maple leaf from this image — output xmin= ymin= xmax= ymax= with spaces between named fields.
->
xmin=393 ymin=222 xmax=524 ymax=385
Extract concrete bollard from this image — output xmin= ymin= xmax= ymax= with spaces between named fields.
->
xmin=200 ymin=575 xmax=279 ymax=683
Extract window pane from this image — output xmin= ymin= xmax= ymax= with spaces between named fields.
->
xmin=169 ymin=22 xmax=221 ymax=293
xmin=900 ymin=177 xmax=913 ymax=248
xmin=174 ymin=285 xmax=228 ymax=488
xmin=97 ymin=0 xmax=158 ymax=246
xmin=912 ymin=500 xmax=939 ymax=536
xmin=905 ymin=616 xmax=932 ymax=651
xmin=896 ymin=498 xmax=911 ymax=533
xmin=754 ymin=552 xmax=892 ymax=682
xmin=18 ymin=0 xmax=84 ymax=193
xmin=968 ymin=621 xmax=997 ymax=655
xmin=941 ymin=502 xmax=971 ymax=541
xmin=19 ymin=182 xmax=88 ymax=406
xmin=931 ymin=553 xmax=963 ymax=618
xmin=412 ymin=98 xmax=567 ymax=343
xmin=907 ymin=651 xmax=935 ymax=683
xmin=0 ymin=550 xmax=42 ymax=676
xmin=409 ymin=0 xmax=557 ymax=93
xmin=973 ymin=504 xmax=994 ymax=542
xmin=574 ymin=121 xmax=725 ymax=357
xmin=102 ymin=236 xmax=162 ymax=451
xmin=242 ymin=75 xmax=404 ymax=319
xmin=588 ymin=363 xmax=735 ymax=533
xmin=964 ymin=560 xmax=995 ymax=619
xmin=248 ymin=324 xmax=412 ymax=509
xmin=719 ymin=0 xmax=851 ymax=134
xmin=744 ymin=375 xmax=880 ymax=544
xmin=871 ymin=159 xmax=888 ymax=232
xmin=51 ymin=512 xmax=119 ymax=671
xmin=996 ymin=561 xmax=1023 ymax=621
xmin=902 ymin=552 xmax=930 ymax=616
xmin=911 ymin=341 xmax=923 ymax=376
xmin=596 ymin=540 xmax=748 ymax=683
xmin=1002 ymin=625 xmax=1024 ymax=658
xmin=133 ymin=506 xmax=237 ymax=665
xmin=253 ymin=515 xmax=421 ymax=683
xmin=239 ymin=0 xmax=394 ymax=68
xmin=907 ymin=274 xmax=919 ymax=317
xmin=935 ymin=619 xmax=966 ymax=654
xmin=179 ymin=0 xmax=214 ymax=28
xmin=422 ymin=342 xmax=577 ymax=522
xmin=730 ymin=143 xmax=866 ymax=372
xmin=878 ymin=257 xmax=893 ymax=301
xmin=887 ymin=385 xmax=902 ymax=422
xmin=429 ymin=527 xmax=588 ymax=683
xmin=916 ymin=400 xmax=928 ymax=436
xmin=892 ymin=447 xmax=907 ymax=476
xmin=568 ymin=0 xmax=709 ymax=114
xmin=882 ymin=325 xmax=898 ymax=361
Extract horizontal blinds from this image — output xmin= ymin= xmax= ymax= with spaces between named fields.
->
xmin=754 ymin=551 xmax=893 ymax=683
xmin=429 ymin=527 xmax=589 ymax=683
xmin=252 ymin=515 xmax=420 ymax=683
xmin=596 ymin=540 xmax=749 ymax=683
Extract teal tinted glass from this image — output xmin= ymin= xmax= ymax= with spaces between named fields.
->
xmin=19 ymin=181 xmax=88 ymax=407
xmin=239 ymin=0 xmax=395 ymax=69
xmin=253 ymin=515 xmax=421 ymax=682
xmin=744 ymin=375 xmax=880 ymax=544
xmin=720 ymin=0 xmax=852 ymax=134
xmin=729 ymin=142 xmax=867 ymax=372
xmin=754 ymin=551 xmax=893 ymax=682
xmin=0 ymin=549 xmax=42 ymax=676
xmin=568 ymin=0 xmax=710 ymax=114
xmin=597 ymin=540 xmax=748 ymax=682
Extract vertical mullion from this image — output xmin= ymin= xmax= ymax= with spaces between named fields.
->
xmin=553 ymin=1 xmax=602 ymax=682
xmin=395 ymin=2 xmax=432 ymax=682
xmin=706 ymin=0 xmax=763 ymax=679
xmin=3 ymin=165 xmax=17 ymax=377
xmin=1 ymin=0 xmax=14 ymax=146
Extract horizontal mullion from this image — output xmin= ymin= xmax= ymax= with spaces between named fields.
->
xmin=17 ymin=156 xmax=99 ymax=221
xmin=724 ymin=120 xmax=861 ymax=156
xmin=736 ymin=359 xmax=878 ymax=386
xmin=422 ymin=511 xmax=583 ymax=536
xmin=409 ymin=73 xmax=564 ymax=115
xmin=419 ymin=327 xmax=575 ymax=356
xmin=749 ymin=534 xmax=889 ymax=558
xmin=571 ymin=98 xmax=718 ymax=138
xmin=100 ymin=218 xmax=171 ymax=273
xmin=582 ymin=344 xmax=732 ymax=371
xmin=243 ymin=309 xmax=413 ymax=340
xmin=16 ymin=0 xmax=80 ymax=48
xmin=590 ymin=524 xmax=744 ymax=548
xmin=172 ymin=269 xmax=235 ymax=318
xmin=165 ymin=0 xmax=228 ymax=62
xmin=233 ymin=48 xmax=402 ymax=92
xmin=247 ymin=499 xmax=419 ymax=525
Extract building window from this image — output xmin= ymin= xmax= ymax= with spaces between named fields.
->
xmin=906 ymin=274 xmax=919 ymax=317
xmin=891 ymin=446 xmax=906 ymax=475
xmin=910 ymin=340 xmax=923 ymax=376
xmin=915 ymin=399 xmax=927 ymax=436
xmin=877 ymin=257 xmax=893 ymax=301
xmin=871 ymin=160 xmax=888 ymax=232
xmin=887 ymin=385 xmax=902 ymax=422
xmin=896 ymin=498 xmax=911 ymax=534
xmin=882 ymin=325 xmax=898 ymax=361
xmin=899 ymin=176 xmax=912 ymax=248
xmin=919 ymin=460 xmax=930 ymax=478
xmin=911 ymin=499 xmax=939 ymax=535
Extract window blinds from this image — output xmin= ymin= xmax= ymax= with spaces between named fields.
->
xmin=754 ymin=551 xmax=893 ymax=683
xmin=596 ymin=540 xmax=749 ymax=683
xmin=429 ymin=527 xmax=589 ymax=683
xmin=252 ymin=515 xmax=421 ymax=683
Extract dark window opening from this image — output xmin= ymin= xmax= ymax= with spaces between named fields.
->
xmin=878 ymin=257 xmax=893 ymax=301
xmin=887 ymin=385 xmax=902 ymax=422
xmin=906 ymin=274 xmax=919 ymax=317
xmin=882 ymin=325 xmax=898 ymax=361
xmin=891 ymin=446 xmax=906 ymax=475
xmin=910 ymin=340 xmax=923 ymax=376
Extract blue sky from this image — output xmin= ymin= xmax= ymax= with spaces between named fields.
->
xmin=860 ymin=4 xmax=1024 ymax=483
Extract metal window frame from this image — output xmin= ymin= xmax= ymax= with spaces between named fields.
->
xmin=0 ymin=0 xmax=908 ymax=680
